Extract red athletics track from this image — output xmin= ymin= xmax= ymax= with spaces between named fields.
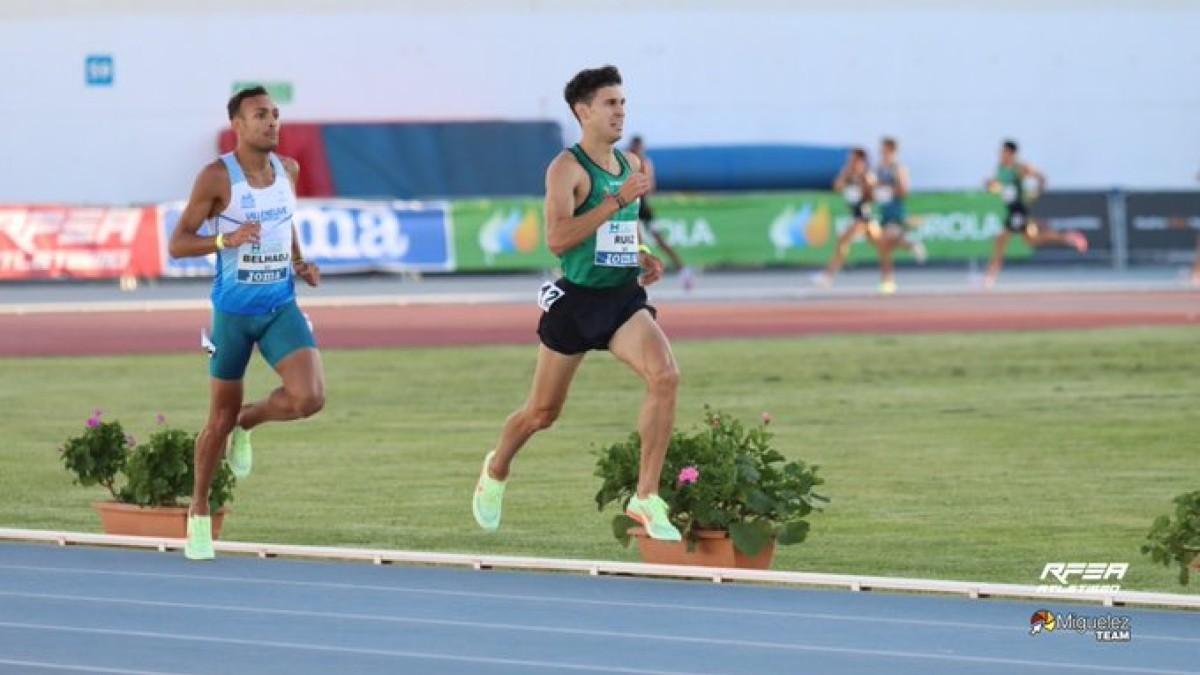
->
xmin=0 ymin=291 xmax=1197 ymax=358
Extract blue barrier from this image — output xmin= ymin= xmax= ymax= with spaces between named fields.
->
xmin=649 ymin=144 xmax=849 ymax=191
xmin=322 ymin=121 xmax=562 ymax=199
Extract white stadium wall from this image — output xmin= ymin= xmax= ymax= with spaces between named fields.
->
xmin=0 ymin=0 xmax=1197 ymax=203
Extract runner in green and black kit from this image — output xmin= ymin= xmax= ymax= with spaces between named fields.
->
xmin=812 ymin=147 xmax=885 ymax=289
xmin=472 ymin=65 xmax=682 ymax=542
xmin=983 ymin=139 xmax=1087 ymax=288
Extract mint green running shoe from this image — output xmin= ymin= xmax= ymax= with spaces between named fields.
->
xmin=227 ymin=426 xmax=252 ymax=479
xmin=472 ymin=451 xmax=506 ymax=532
xmin=184 ymin=513 xmax=215 ymax=560
xmin=626 ymin=494 xmax=682 ymax=541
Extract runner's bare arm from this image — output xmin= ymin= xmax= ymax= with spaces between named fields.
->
xmin=626 ymin=152 xmax=643 ymax=174
xmin=834 ymin=164 xmax=849 ymax=191
xmin=545 ymin=152 xmax=650 ymax=255
xmin=626 ymin=153 xmax=666 ymax=286
xmin=168 ymin=162 xmax=260 ymax=258
xmin=895 ymin=165 xmax=911 ymax=198
xmin=1021 ymin=162 xmax=1047 ymax=192
xmin=279 ymin=157 xmax=320 ymax=287
xmin=640 ymin=154 xmax=656 ymax=192
xmin=637 ymin=247 xmax=664 ymax=287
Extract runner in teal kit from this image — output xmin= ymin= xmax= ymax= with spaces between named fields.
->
xmin=873 ymin=137 xmax=927 ymax=294
xmin=168 ymin=86 xmax=325 ymax=560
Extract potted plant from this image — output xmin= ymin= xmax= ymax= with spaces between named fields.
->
xmin=594 ymin=407 xmax=828 ymax=569
xmin=1141 ymin=490 xmax=1200 ymax=585
xmin=59 ymin=410 xmax=235 ymax=538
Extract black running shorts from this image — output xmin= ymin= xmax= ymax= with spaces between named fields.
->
xmin=536 ymin=278 xmax=657 ymax=355
xmin=1004 ymin=203 xmax=1032 ymax=233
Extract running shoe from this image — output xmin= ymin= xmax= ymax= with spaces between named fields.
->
xmin=184 ymin=513 xmax=214 ymax=560
xmin=472 ymin=451 xmax=506 ymax=532
xmin=228 ymin=427 xmax=252 ymax=479
xmin=626 ymin=494 xmax=682 ymax=541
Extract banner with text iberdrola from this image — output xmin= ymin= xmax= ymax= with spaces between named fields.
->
xmin=451 ymin=191 xmax=1030 ymax=272
xmin=158 ymin=199 xmax=454 ymax=277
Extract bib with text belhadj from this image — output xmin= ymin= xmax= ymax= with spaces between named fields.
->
xmin=236 ymin=218 xmax=292 ymax=284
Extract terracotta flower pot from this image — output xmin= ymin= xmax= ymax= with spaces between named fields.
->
xmin=92 ymin=501 xmax=228 ymax=539
xmin=630 ymin=527 xmax=776 ymax=569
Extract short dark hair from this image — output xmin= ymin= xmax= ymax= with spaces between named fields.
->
xmin=228 ymin=86 xmax=269 ymax=120
xmin=1002 ymin=139 xmax=1019 ymax=153
xmin=881 ymin=136 xmax=897 ymax=151
xmin=564 ymin=66 xmax=622 ymax=119
xmin=850 ymin=147 xmax=868 ymax=162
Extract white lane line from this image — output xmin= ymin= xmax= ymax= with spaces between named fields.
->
xmin=0 ymin=620 xmax=1194 ymax=675
xmin=2 ymin=589 xmax=1198 ymax=651
xmin=0 ymin=659 xmax=183 ymax=675
xmin=0 ymin=622 xmax=716 ymax=675
xmin=0 ymin=564 xmax=1195 ymax=643
xmin=0 ymin=590 xmax=969 ymax=653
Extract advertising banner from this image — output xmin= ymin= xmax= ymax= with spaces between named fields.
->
xmin=1027 ymin=191 xmax=1112 ymax=261
xmin=0 ymin=206 xmax=159 ymax=280
xmin=452 ymin=191 xmax=1026 ymax=271
xmin=1125 ymin=192 xmax=1200 ymax=259
xmin=159 ymin=199 xmax=453 ymax=277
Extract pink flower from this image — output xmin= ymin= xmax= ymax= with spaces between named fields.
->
xmin=677 ymin=466 xmax=700 ymax=486
xmin=156 ymin=413 xmax=166 ymax=425
xmin=93 ymin=408 xmax=103 ymax=417
xmin=85 ymin=417 xmax=99 ymax=428
xmin=761 ymin=411 xmax=772 ymax=425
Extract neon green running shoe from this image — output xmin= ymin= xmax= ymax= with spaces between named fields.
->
xmin=472 ymin=451 xmax=506 ymax=532
xmin=626 ymin=494 xmax=682 ymax=541
xmin=184 ymin=513 xmax=215 ymax=560
xmin=227 ymin=426 xmax=252 ymax=479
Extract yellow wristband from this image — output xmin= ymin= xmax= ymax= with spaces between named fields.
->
xmin=638 ymin=244 xmax=653 ymax=256
xmin=214 ymin=233 xmax=225 ymax=251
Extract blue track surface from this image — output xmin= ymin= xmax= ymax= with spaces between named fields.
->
xmin=0 ymin=543 xmax=1196 ymax=675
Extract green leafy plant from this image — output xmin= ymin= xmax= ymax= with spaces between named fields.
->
xmin=594 ymin=407 xmax=828 ymax=556
xmin=59 ymin=409 xmax=130 ymax=499
xmin=1141 ymin=490 xmax=1200 ymax=585
xmin=59 ymin=411 xmax=234 ymax=510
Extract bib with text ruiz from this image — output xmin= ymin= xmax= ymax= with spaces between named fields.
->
xmin=594 ymin=219 xmax=640 ymax=267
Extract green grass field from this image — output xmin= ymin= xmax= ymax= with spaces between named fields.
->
xmin=2 ymin=326 xmax=1197 ymax=593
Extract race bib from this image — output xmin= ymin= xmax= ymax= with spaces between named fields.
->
xmin=874 ymin=186 xmax=894 ymax=204
xmin=1001 ymin=184 xmax=1019 ymax=204
xmin=537 ymin=281 xmax=565 ymax=312
xmin=236 ymin=237 xmax=290 ymax=284
xmin=842 ymin=185 xmax=863 ymax=204
xmin=594 ymin=219 xmax=640 ymax=267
